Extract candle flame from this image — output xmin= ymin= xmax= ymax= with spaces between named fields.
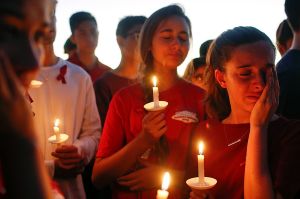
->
xmin=54 ymin=119 xmax=60 ymax=127
xmin=199 ymin=141 xmax=204 ymax=155
xmin=152 ymin=76 xmax=157 ymax=87
xmin=30 ymin=80 xmax=43 ymax=88
xmin=161 ymin=172 xmax=170 ymax=191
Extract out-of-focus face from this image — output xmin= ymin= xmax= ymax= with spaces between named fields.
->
xmin=151 ymin=15 xmax=190 ymax=70
xmin=277 ymin=38 xmax=292 ymax=56
xmin=121 ymin=24 xmax=144 ymax=62
xmin=216 ymin=41 xmax=275 ymax=115
xmin=1 ymin=0 xmax=51 ymax=88
xmin=72 ymin=20 xmax=98 ymax=53
xmin=43 ymin=2 xmax=57 ymax=45
xmin=191 ymin=66 xmax=207 ymax=91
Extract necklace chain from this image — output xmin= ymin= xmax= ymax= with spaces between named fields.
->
xmin=223 ymin=125 xmax=249 ymax=147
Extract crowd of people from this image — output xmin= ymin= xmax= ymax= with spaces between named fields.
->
xmin=1 ymin=0 xmax=300 ymax=199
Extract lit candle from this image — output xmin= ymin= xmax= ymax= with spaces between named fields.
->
xmin=156 ymin=172 xmax=170 ymax=199
xmin=53 ymin=119 xmax=61 ymax=141
xmin=198 ymin=141 xmax=205 ymax=185
xmin=152 ymin=76 xmax=159 ymax=108
xmin=30 ymin=80 xmax=43 ymax=88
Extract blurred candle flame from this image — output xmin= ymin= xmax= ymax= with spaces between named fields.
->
xmin=54 ymin=119 xmax=60 ymax=127
xmin=153 ymin=76 xmax=157 ymax=87
xmin=162 ymin=172 xmax=170 ymax=191
xmin=199 ymin=141 xmax=204 ymax=155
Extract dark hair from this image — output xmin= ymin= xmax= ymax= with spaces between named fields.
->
xmin=116 ymin=16 xmax=147 ymax=37
xmin=0 ymin=0 xmax=24 ymax=19
xmin=139 ymin=4 xmax=192 ymax=103
xmin=205 ymin=26 xmax=275 ymax=120
xmin=69 ymin=11 xmax=97 ymax=33
xmin=276 ymin=19 xmax=293 ymax=46
xmin=199 ymin=39 xmax=213 ymax=57
xmin=182 ymin=57 xmax=206 ymax=81
xmin=193 ymin=57 xmax=206 ymax=70
xmin=64 ymin=37 xmax=76 ymax=54
xmin=285 ymin=0 xmax=300 ymax=31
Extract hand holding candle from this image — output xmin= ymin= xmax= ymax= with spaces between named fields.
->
xmin=53 ymin=119 xmax=61 ymax=141
xmin=198 ymin=141 xmax=205 ymax=185
xmin=152 ymin=76 xmax=159 ymax=108
xmin=156 ymin=172 xmax=170 ymax=199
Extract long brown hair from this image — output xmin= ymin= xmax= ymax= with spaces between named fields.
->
xmin=138 ymin=4 xmax=192 ymax=103
xmin=204 ymin=26 xmax=275 ymax=121
xmin=138 ymin=4 xmax=192 ymax=164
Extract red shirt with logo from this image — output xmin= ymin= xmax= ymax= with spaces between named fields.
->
xmin=96 ymin=80 xmax=205 ymax=199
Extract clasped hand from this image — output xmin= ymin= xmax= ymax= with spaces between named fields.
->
xmin=52 ymin=145 xmax=86 ymax=178
xmin=140 ymin=110 xmax=167 ymax=146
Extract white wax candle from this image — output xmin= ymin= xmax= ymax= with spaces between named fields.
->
xmin=54 ymin=119 xmax=61 ymax=141
xmin=198 ymin=141 xmax=205 ymax=185
xmin=156 ymin=190 xmax=169 ymax=199
xmin=156 ymin=172 xmax=170 ymax=199
xmin=152 ymin=76 xmax=159 ymax=108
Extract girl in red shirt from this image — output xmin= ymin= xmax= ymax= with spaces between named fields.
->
xmin=188 ymin=26 xmax=300 ymax=199
xmin=92 ymin=4 xmax=205 ymax=199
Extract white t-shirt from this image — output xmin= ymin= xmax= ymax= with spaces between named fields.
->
xmin=29 ymin=58 xmax=101 ymax=199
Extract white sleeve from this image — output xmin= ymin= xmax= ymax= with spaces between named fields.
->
xmin=73 ymin=76 xmax=101 ymax=163
xmin=45 ymin=159 xmax=55 ymax=177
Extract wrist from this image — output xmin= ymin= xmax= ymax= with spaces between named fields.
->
xmin=250 ymin=124 xmax=268 ymax=131
xmin=137 ymin=131 xmax=156 ymax=149
xmin=249 ymin=125 xmax=268 ymax=141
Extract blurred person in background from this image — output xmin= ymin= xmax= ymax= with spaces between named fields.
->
xmin=276 ymin=19 xmax=293 ymax=56
xmin=183 ymin=39 xmax=213 ymax=91
xmin=68 ymin=11 xmax=111 ymax=82
xmin=276 ymin=0 xmax=300 ymax=119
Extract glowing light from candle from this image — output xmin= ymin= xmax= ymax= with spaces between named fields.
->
xmin=152 ymin=76 xmax=159 ymax=108
xmin=54 ymin=119 xmax=59 ymax=127
xmin=153 ymin=76 xmax=157 ymax=87
xmin=30 ymin=80 xmax=43 ymax=88
xmin=162 ymin=172 xmax=170 ymax=191
xmin=198 ymin=141 xmax=205 ymax=185
xmin=156 ymin=172 xmax=170 ymax=199
xmin=53 ymin=119 xmax=60 ymax=141
xmin=199 ymin=141 xmax=204 ymax=155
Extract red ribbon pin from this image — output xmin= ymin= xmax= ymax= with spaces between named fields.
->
xmin=56 ymin=65 xmax=67 ymax=84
